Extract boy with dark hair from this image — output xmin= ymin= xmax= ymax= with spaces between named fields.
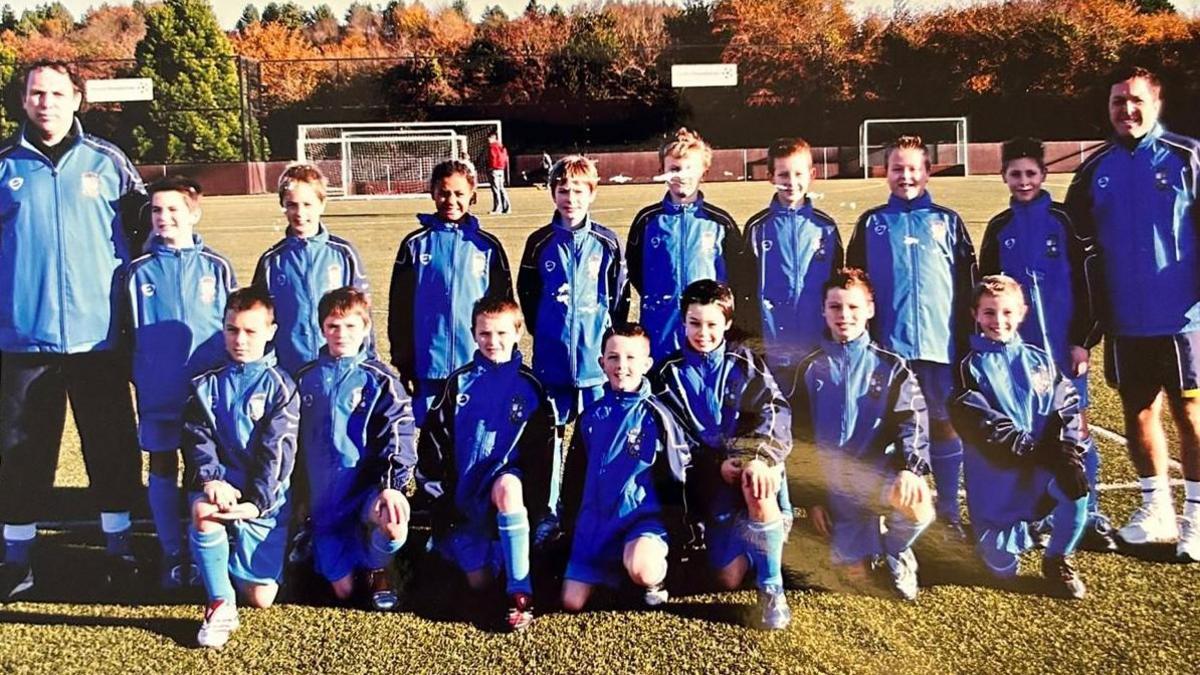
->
xmin=296 ymin=287 xmax=415 ymax=611
xmin=185 ymin=287 xmax=298 ymax=648
xmin=129 ymin=176 xmax=236 ymax=589
xmin=560 ymin=323 xmax=689 ymax=611
xmin=950 ymin=276 xmax=1090 ymax=599
xmin=981 ymin=137 xmax=1114 ymax=551
xmin=846 ymin=134 xmax=978 ymax=538
xmin=417 ymin=297 xmax=557 ymax=632
xmin=790 ymin=268 xmax=933 ymax=600
xmin=653 ymin=279 xmax=793 ymax=630
xmin=742 ymin=137 xmax=843 ymax=382
xmin=253 ymin=162 xmax=370 ymax=375
xmin=389 ymin=158 xmax=513 ymax=426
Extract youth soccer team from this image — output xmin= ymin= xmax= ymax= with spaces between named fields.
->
xmin=14 ymin=66 xmax=1200 ymax=649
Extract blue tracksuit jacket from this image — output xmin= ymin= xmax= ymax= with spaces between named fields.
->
xmin=416 ymin=351 xmax=557 ymax=530
xmin=1064 ymin=124 xmax=1200 ymax=337
xmin=0 ymin=120 xmax=147 ymax=353
xmin=789 ymin=333 xmax=929 ymax=509
xmin=846 ymin=191 xmax=977 ymax=364
xmin=517 ymin=215 xmax=630 ymax=389
xmin=981 ymin=190 xmax=1101 ymax=364
xmin=653 ymin=341 xmax=791 ymax=518
xmin=742 ymin=197 xmax=844 ymax=370
xmin=252 ymin=225 xmax=369 ymax=374
xmin=183 ymin=351 xmax=298 ymax=517
xmin=388 ymin=213 xmax=513 ymax=384
xmin=949 ymin=334 xmax=1086 ymax=528
xmin=560 ymin=381 xmax=691 ymax=543
xmin=296 ymin=346 xmax=416 ymax=533
xmin=127 ymin=234 xmax=236 ymax=451
xmin=627 ymin=193 xmax=743 ymax=359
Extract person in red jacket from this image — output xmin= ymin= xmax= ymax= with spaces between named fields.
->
xmin=487 ymin=132 xmax=511 ymax=215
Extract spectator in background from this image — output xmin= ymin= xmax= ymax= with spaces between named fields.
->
xmin=487 ymin=132 xmax=512 ymax=214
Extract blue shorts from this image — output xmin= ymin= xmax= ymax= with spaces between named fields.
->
xmin=564 ymin=518 xmax=668 ymax=587
xmin=312 ymin=490 xmax=406 ymax=582
xmin=138 ymin=415 xmax=183 ymax=453
xmin=546 ymin=384 xmax=603 ymax=426
xmin=191 ymin=493 xmax=291 ymax=586
xmin=438 ymin=519 xmax=500 ymax=576
xmin=909 ymin=360 xmax=954 ymax=422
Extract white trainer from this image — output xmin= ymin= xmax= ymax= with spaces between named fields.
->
xmin=196 ymin=599 xmax=240 ymax=649
xmin=1117 ymin=502 xmax=1179 ymax=545
xmin=1177 ymin=515 xmax=1200 ymax=562
xmin=643 ymin=583 xmax=669 ymax=607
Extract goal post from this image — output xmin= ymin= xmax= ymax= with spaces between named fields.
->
xmin=299 ymin=132 xmax=466 ymax=199
xmin=859 ymin=117 xmax=969 ymax=178
xmin=297 ymin=120 xmax=503 ymax=197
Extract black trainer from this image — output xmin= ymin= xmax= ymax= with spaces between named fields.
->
xmin=0 ymin=562 xmax=33 ymax=601
xmin=1042 ymin=555 xmax=1086 ymax=600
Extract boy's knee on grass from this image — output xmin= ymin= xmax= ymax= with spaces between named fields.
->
xmin=561 ymin=580 xmax=592 ymax=612
xmin=716 ymin=557 xmax=749 ymax=590
xmin=623 ymin=538 xmax=668 ymax=587
xmin=491 ymin=474 xmax=524 ymax=512
xmin=330 ymin=574 xmax=354 ymax=600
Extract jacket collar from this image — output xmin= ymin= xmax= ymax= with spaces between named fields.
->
xmin=551 ymin=213 xmax=591 ymax=234
xmin=229 ymin=349 xmax=278 ymax=375
xmin=317 ymin=343 xmax=369 ymax=369
xmin=1010 ymin=189 xmax=1051 ymax=212
xmin=886 ymin=190 xmax=934 ymax=212
xmin=768 ymin=195 xmax=813 ymax=218
xmin=472 ymin=348 xmax=523 ymax=372
xmin=17 ymin=117 xmax=82 ymax=156
xmin=970 ymin=332 xmax=1024 ymax=354
xmin=604 ymin=378 xmax=652 ymax=404
xmin=148 ymin=233 xmax=203 ymax=254
xmin=682 ymin=340 xmax=726 ymax=368
xmin=419 ymin=212 xmax=480 ymax=233
xmin=285 ymin=223 xmax=329 ymax=245
xmin=821 ymin=330 xmax=871 ymax=358
xmin=661 ymin=191 xmax=706 ymax=215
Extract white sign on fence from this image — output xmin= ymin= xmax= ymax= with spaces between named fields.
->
xmin=85 ymin=78 xmax=154 ymax=103
xmin=671 ymin=64 xmax=738 ymax=88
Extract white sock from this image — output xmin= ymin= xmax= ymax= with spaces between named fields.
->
xmin=99 ymin=511 xmax=131 ymax=534
xmin=1185 ymin=480 xmax=1200 ymax=518
xmin=1139 ymin=475 xmax=1171 ymax=507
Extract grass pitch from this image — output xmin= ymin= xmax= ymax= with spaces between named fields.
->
xmin=2 ymin=177 xmax=1197 ymax=674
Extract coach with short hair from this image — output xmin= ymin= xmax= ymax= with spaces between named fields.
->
xmin=1065 ymin=65 xmax=1200 ymax=561
xmin=0 ymin=60 xmax=148 ymax=598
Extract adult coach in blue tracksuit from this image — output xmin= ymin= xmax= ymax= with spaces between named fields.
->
xmin=627 ymin=194 xmax=743 ymax=360
xmin=1065 ymin=65 xmax=1200 ymax=560
xmin=0 ymin=61 xmax=148 ymax=598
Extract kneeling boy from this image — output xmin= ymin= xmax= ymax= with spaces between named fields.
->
xmin=950 ymin=275 xmax=1090 ymax=599
xmin=560 ymin=323 xmax=689 ymax=611
xmin=790 ymin=268 xmax=933 ymax=600
xmin=184 ymin=288 xmax=298 ymax=648
xmin=296 ymin=287 xmax=415 ymax=610
xmin=653 ymin=280 xmax=793 ymax=630
xmin=417 ymin=298 xmax=557 ymax=631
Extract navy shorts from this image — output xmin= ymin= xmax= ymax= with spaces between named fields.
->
xmin=908 ymin=360 xmax=955 ymax=422
xmin=1104 ymin=331 xmax=1200 ymax=398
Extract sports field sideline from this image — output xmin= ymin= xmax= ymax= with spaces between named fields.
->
xmin=2 ymin=177 xmax=1197 ymax=674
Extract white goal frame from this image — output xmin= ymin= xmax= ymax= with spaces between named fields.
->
xmin=300 ymin=133 xmax=466 ymax=199
xmin=859 ymin=116 xmax=969 ymax=178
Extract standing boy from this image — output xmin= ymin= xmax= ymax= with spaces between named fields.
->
xmin=296 ymin=287 xmax=415 ymax=611
xmin=128 ymin=176 xmax=236 ymax=589
xmin=653 ymin=280 xmax=793 ymax=630
xmin=981 ymin=137 xmax=1114 ymax=551
xmin=517 ymin=155 xmax=629 ymax=523
xmin=560 ymin=323 xmax=690 ymax=611
xmin=742 ymin=137 xmax=843 ymax=382
xmin=846 ymin=135 xmax=978 ymax=536
xmin=185 ymin=287 xmax=298 ymax=648
xmin=417 ymin=298 xmax=557 ymax=631
xmin=254 ymin=163 xmax=370 ymax=375
xmin=949 ymin=276 xmax=1090 ymax=599
xmin=790 ymin=268 xmax=933 ymax=600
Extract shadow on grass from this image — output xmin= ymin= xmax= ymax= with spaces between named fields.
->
xmin=0 ymin=608 xmax=197 ymax=647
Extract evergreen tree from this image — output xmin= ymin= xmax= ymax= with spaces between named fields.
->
xmin=236 ymin=3 xmax=261 ymax=32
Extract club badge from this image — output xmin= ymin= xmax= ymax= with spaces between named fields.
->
xmin=544 ymin=260 xmax=556 ymax=273
xmin=326 ymin=264 xmax=343 ymax=290
xmin=1030 ymin=366 xmax=1053 ymax=396
xmin=625 ymin=427 xmax=644 ymax=457
xmin=1097 ymin=176 xmax=1110 ymax=189
xmin=868 ymin=373 xmax=885 ymax=399
xmin=350 ymin=387 xmax=363 ymax=410
xmin=509 ymin=396 xmax=526 ymax=423
xmin=1044 ymin=234 xmax=1060 ymax=258
xmin=650 ymin=236 xmax=663 ymax=249
xmin=587 ymin=254 xmax=602 ymax=277
xmin=473 ymin=252 xmax=487 ymax=277
xmin=199 ymin=276 xmax=217 ymax=304
xmin=80 ymin=172 xmax=101 ymax=198
xmin=1004 ymin=237 xmax=1016 ymax=250
xmin=701 ymin=232 xmax=717 ymax=254
xmin=248 ymin=394 xmax=267 ymax=421
xmin=302 ymin=393 xmax=314 ymax=408
xmin=930 ymin=216 xmax=947 ymax=241
xmin=1155 ymin=170 xmax=1171 ymax=191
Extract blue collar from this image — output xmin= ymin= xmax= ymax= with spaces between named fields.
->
xmin=285 ymin=223 xmax=330 ymax=245
xmin=821 ymin=330 xmax=871 ymax=358
xmin=768 ymin=196 xmax=813 ymax=218
xmin=472 ymin=349 xmax=523 ymax=372
xmin=1010 ymin=189 xmax=1051 ymax=212
xmin=148 ymin=233 xmax=204 ymax=254
xmin=228 ymin=350 xmax=279 ymax=374
xmin=418 ymin=212 xmax=480 ymax=233
xmin=604 ymin=379 xmax=652 ymax=404
xmin=683 ymin=341 xmax=726 ymax=368
xmin=886 ymin=190 xmax=934 ymax=212
xmin=970 ymin=332 xmax=1024 ymax=354
xmin=317 ymin=344 xmax=369 ymax=368
xmin=551 ymin=213 xmax=591 ymax=234
xmin=661 ymin=191 xmax=705 ymax=215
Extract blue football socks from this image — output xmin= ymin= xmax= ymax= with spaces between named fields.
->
xmin=1082 ymin=436 xmax=1100 ymax=516
xmin=148 ymin=473 xmax=184 ymax=557
xmin=930 ymin=437 xmax=964 ymax=523
xmin=100 ymin=511 xmax=133 ymax=557
xmin=1046 ymin=481 xmax=1088 ymax=558
xmin=745 ymin=518 xmax=785 ymax=589
xmin=3 ymin=524 xmax=36 ymax=566
xmin=497 ymin=509 xmax=532 ymax=595
xmin=190 ymin=527 xmax=235 ymax=603
xmin=363 ymin=528 xmax=405 ymax=570
xmin=884 ymin=509 xmax=931 ymax=557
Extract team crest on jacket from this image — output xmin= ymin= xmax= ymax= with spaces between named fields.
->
xmin=508 ymin=396 xmax=527 ymax=423
xmin=1030 ymin=366 xmax=1053 ymax=396
xmin=1155 ymin=170 xmax=1171 ymax=190
xmin=930 ymin=216 xmax=947 ymax=241
xmin=868 ymin=373 xmax=884 ymax=398
xmin=140 ymin=283 xmax=155 ymax=297
xmin=7 ymin=176 xmax=22 ymax=191
xmin=199 ymin=276 xmax=217 ymax=304
xmin=473 ymin=252 xmax=487 ymax=277
xmin=326 ymin=264 xmax=343 ymax=290
xmin=1044 ymin=234 xmax=1060 ymax=258
xmin=81 ymin=172 xmax=101 ymax=198
xmin=701 ymin=232 xmax=717 ymax=254
xmin=248 ymin=394 xmax=268 ymax=421
xmin=587 ymin=254 xmax=602 ymax=277
xmin=350 ymin=387 xmax=363 ymax=410
xmin=625 ymin=427 xmax=644 ymax=457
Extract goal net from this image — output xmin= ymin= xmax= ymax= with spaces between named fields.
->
xmin=297 ymin=120 xmax=503 ymax=198
xmin=859 ymin=117 xmax=969 ymax=178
